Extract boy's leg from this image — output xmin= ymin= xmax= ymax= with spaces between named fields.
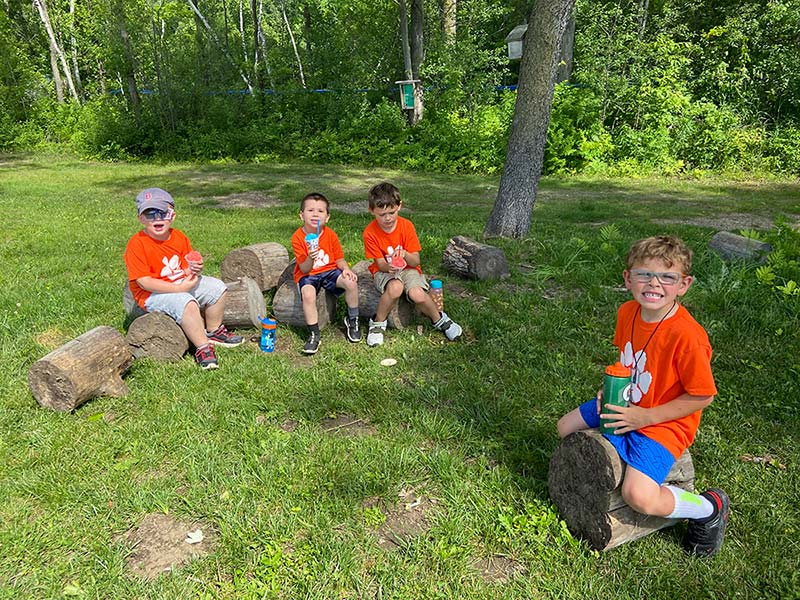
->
xmin=299 ymin=282 xmax=321 ymax=354
xmin=194 ymin=277 xmax=243 ymax=347
xmin=336 ymin=273 xmax=361 ymax=343
xmin=180 ymin=300 xmax=219 ymax=370
xmin=374 ymin=278 xmax=403 ymax=322
xmin=556 ymin=406 xmax=593 ymax=438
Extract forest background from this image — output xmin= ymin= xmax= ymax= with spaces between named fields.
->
xmin=1 ymin=0 xmax=798 ymax=177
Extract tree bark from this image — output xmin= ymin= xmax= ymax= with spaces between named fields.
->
xmin=484 ymin=0 xmax=576 ymax=238
xmin=222 ymin=277 xmax=267 ymax=328
xmin=34 ymin=0 xmax=80 ymax=102
xmin=250 ymin=0 xmax=262 ymax=90
xmin=410 ymin=0 xmax=424 ymax=124
xmin=556 ymin=9 xmax=575 ymax=83
xmin=126 ymin=313 xmax=189 ymax=361
xmin=220 ymin=242 xmax=290 ymax=291
xmin=112 ymin=0 xmax=141 ymax=122
xmin=440 ymin=0 xmax=456 ymax=43
xmin=68 ymin=0 xmax=83 ymax=98
xmin=279 ymin=0 xmax=306 ymax=87
xmin=442 ymin=236 xmax=510 ymax=280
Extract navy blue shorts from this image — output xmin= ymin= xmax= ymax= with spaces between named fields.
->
xmin=298 ymin=268 xmax=345 ymax=297
xmin=578 ymin=398 xmax=676 ymax=485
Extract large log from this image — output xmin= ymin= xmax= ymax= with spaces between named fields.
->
xmin=222 ymin=276 xmax=266 ymax=328
xmin=122 ymin=282 xmax=147 ymax=322
xmin=442 ymin=236 xmax=510 ymax=280
xmin=548 ymin=430 xmax=694 ymax=551
xmin=126 ymin=313 xmax=189 ymax=361
xmin=220 ymin=242 xmax=290 ymax=291
xmin=272 ymin=279 xmax=336 ymax=328
xmin=708 ymin=231 xmax=772 ymax=264
xmin=29 ymin=326 xmax=133 ymax=412
xmin=352 ymin=260 xmax=418 ymax=330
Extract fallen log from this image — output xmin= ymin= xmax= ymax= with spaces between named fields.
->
xmin=352 ymin=260 xmax=417 ymax=330
xmin=272 ymin=279 xmax=336 ymax=328
xmin=122 ymin=282 xmax=147 ymax=323
xmin=220 ymin=242 xmax=290 ymax=291
xmin=222 ymin=276 xmax=265 ymax=329
xmin=126 ymin=313 xmax=188 ymax=361
xmin=708 ymin=231 xmax=772 ymax=264
xmin=548 ymin=429 xmax=694 ymax=551
xmin=442 ymin=236 xmax=509 ymax=280
xmin=29 ymin=326 xmax=133 ymax=412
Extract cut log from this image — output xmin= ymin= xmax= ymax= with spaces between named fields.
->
xmin=442 ymin=236 xmax=510 ymax=280
xmin=122 ymin=282 xmax=147 ymax=321
xmin=272 ymin=279 xmax=336 ymax=328
xmin=126 ymin=313 xmax=189 ymax=361
xmin=548 ymin=430 xmax=694 ymax=551
xmin=352 ymin=260 xmax=418 ymax=330
xmin=28 ymin=326 xmax=133 ymax=412
xmin=220 ymin=242 xmax=290 ymax=291
xmin=222 ymin=277 xmax=266 ymax=328
xmin=708 ymin=231 xmax=772 ymax=264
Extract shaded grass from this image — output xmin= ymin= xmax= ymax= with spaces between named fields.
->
xmin=0 ymin=153 xmax=799 ymax=598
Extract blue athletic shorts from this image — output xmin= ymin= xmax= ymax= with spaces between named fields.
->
xmin=578 ymin=398 xmax=675 ymax=485
xmin=298 ymin=268 xmax=345 ymax=297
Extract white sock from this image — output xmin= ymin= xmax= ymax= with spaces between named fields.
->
xmin=666 ymin=485 xmax=714 ymax=520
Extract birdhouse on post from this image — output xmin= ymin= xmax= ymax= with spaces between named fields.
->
xmin=505 ymin=24 xmax=528 ymax=60
xmin=395 ymin=80 xmax=419 ymax=110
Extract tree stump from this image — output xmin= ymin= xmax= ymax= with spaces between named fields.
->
xmin=548 ymin=430 xmax=694 ymax=551
xmin=28 ymin=326 xmax=133 ymax=412
xmin=222 ymin=277 xmax=266 ymax=328
xmin=272 ymin=279 xmax=336 ymax=328
xmin=220 ymin=242 xmax=290 ymax=291
xmin=708 ymin=231 xmax=772 ymax=264
xmin=126 ymin=313 xmax=189 ymax=361
xmin=442 ymin=236 xmax=510 ymax=280
xmin=352 ymin=260 xmax=418 ymax=330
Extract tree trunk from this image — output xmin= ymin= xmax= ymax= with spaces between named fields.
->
xmin=127 ymin=313 xmax=189 ymax=361
xmin=352 ymin=261 xmax=418 ymax=329
xmin=112 ymin=0 xmax=141 ymax=122
xmin=222 ymin=277 xmax=267 ymax=328
xmin=484 ymin=0 xmax=576 ymax=238
xmin=410 ymin=0 xmax=424 ymax=124
xmin=250 ymin=0 xmax=262 ymax=90
xmin=279 ymin=0 xmax=306 ymax=88
xmin=239 ymin=0 xmax=249 ymax=65
xmin=440 ymin=0 xmax=456 ymax=43
xmin=48 ymin=37 xmax=65 ymax=103
xmin=34 ymin=0 xmax=80 ymax=102
xmin=68 ymin=0 xmax=83 ymax=98
xmin=556 ymin=9 xmax=575 ymax=83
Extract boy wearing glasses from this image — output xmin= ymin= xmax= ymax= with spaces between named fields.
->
xmin=124 ymin=187 xmax=242 ymax=370
xmin=557 ymin=235 xmax=730 ymax=557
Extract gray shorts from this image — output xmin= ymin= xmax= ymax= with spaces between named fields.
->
xmin=144 ymin=276 xmax=227 ymax=324
xmin=374 ymin=269 xmax=429 ymax=296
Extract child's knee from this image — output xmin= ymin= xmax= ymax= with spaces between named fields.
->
xmin=384 ymin=279 xmax=403 ymax=297
xmin=556 ymin=409 xmax=586 ymax=438
xmin=621 ymin=482 xmax=658 ymax=514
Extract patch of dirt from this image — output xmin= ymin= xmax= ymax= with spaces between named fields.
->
xmin=34 ymin=327 xmax=71 ymax=350
xmin=320 ymin=413 xmax=377 ymax=437
xmin=542 ymin=285 xmax=583 ymax=301
xmin=653 ymin=213 xmax=775 ymax=231
xmin=495 ymin=282 xmax=535 ymax=296
xmin=335 ymin=200 xmax=369 ymax=215
xmin=116 ymin=513 xmax=217 ymax=580
xmin=442 ymin=281 xmax=488 ymax=304
xmin=207 ymin=191 xmax=284 ymax=209
xmin=279 ymin=418 xmax=299 ymax=432
xmin=469 ymin=555 xmax=526 ymax=584
xmin=368 ymin=487 xmax=436 ymax=550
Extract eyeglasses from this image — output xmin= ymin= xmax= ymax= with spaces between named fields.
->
xmin=630 ymin=269 xmax=684 ymax=286
xmin=141 ymin=208 xmax=173 ymax=221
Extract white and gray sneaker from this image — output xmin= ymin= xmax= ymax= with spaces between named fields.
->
xmin=434 ymin=311 xmax=462 ymax=341
xmin=367 ymin=318 xmax=387 ymax=347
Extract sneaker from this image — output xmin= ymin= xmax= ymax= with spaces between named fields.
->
xmin=433 ymin=311 xmax=462 ymax=341
xmin=684 ymin=488 xmax=730 ymax=558
xmin=207 ymin=325 xmax=244 ymax=348
xmin=344 ymin=316 xmax=361 ymax=343
xmin=366 ymin=318 xmax=387 ymax=347
xmin=303 ymin=330 xmax=321 ymax=354
xmin=194 ymin=344 xmax=218 ymax=370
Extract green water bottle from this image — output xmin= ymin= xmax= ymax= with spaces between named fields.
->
xmin=600 ymin=362 xmax=632 ymax=435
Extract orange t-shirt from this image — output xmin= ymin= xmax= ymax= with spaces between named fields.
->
xmin=362 ymin=216 xmax=422 ymax=275
xmin=613 ymin=300 xmax=718 ymax=458
xmin=124 ymin=229 xmax=193 ymax=308
xmin=290 ymin=226 xmax=345 ymax=284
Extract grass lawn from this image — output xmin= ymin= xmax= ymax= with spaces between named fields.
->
xmin=1 ymin=153 xmax=799 ymax=599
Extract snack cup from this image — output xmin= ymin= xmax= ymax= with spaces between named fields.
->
xmin=185 ymin=250 xmax=203 ymax=273
xmin=305 ymin=233 xmax=319 ymax=254
xmin=390 ymin=255 xmax=407 ymax=270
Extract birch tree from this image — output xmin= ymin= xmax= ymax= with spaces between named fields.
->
xmin=33 ymin=0 xmax=80 ymax=101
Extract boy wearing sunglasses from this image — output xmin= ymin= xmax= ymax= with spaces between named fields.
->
xmin=557 ymin=235 xmax=729 ymax=557
xmin=124 ymin=188 xmax=242 ymax=370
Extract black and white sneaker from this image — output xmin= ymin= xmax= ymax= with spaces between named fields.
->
xmin=684 ymin=488 xmax=730 ymax=558
xmin=303 ymin=330 xmax=321 ymax=354
xmin=344 ymin=316 xmax=361 ymax=343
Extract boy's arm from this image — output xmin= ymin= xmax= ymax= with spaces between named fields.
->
xmin=335 ymin=258 xmax=357 ymax=280
xmin=601 ymin=393 xmax=714 ymax=434
xmin=136 ymin=274 xmax=198 ymax=294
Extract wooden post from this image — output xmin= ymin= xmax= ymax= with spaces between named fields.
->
xmin=126 ymin=313 xmax=188 ymax=361
xmin=708 ymin=231 xmax=772 ymax=264
xmin=222 ymin=276 xmax=266 ymax=328
xmin=443 ymin=236 xmax=510 ymax=280
xmin=548 ymin=430 xmax=694 ymax=551
xmin=220 ymin=242 xmax=290 ymax=291
xmin=29 ymin=326 xmax=133 ymax=412
xmin=352 ymin=260 xmax=418 ymax=329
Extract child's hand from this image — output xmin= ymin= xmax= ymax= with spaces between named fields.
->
xmin=341 ymin=268 xmax=357 ymax=282
xmin=595 ymin=388 xmax=604 ymax=414
xmin=600 ymin=403 xmax=651 ymax=434
xmin=179 ymin=272 xmax=199 ymax=291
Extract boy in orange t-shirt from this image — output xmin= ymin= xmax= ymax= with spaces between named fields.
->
xmin=290 ymin=192 xmax=360 ymax=354
xmin=124 ymin=188 xmax=242 ymax=370
xmin=361 ymin=182 xmax=462 ymax=347
xmin=557 ymin=236 xmax=730 ymax=557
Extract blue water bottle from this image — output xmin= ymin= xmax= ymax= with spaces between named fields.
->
xmin=259 ymin=316 xmax=277 ymax=352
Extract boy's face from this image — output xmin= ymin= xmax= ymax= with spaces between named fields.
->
xmin=369 ymin=203 xmax=401 ymax=233
xmin=299 ymin=199 xmax=330 ymax=232
xmin=138 ymin=207 xmax=175 ymax=241
xmin=623 ymin=257 xmax=692 ymax=320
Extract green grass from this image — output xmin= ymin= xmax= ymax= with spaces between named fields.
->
xmin=1 ymin=153 xmax=799 ymax=599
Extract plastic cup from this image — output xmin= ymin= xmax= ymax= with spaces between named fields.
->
xmin=390 ymin=255 xmax=407 ymax=270
xmin=185 ymin=250 xmax=203 ymax=274
xmin=305 ymin=233 xmax=319 ymax=254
